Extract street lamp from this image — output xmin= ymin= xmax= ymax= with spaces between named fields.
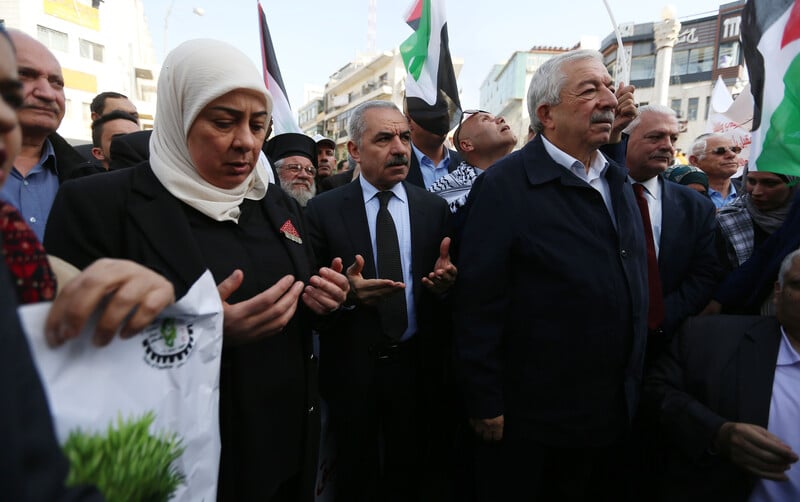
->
xmin=163 ymin=0 xmax=204 ymax=59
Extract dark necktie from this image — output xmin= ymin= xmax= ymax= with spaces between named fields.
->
xmin=633 ymin=183 xmax=664 ymax=332
xmin=0 ymin=201 xmax=57 ymax=304
xmin=375 ymin=191 xmax=408 ymax=340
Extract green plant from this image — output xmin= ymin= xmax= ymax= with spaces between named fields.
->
xmin=62 ymin=411 xmax=185 ymax=502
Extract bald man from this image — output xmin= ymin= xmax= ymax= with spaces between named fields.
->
xmin=0 ymin=30 xmax=99 ymax=241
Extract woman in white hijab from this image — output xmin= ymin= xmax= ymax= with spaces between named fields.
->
xmin=44 ymin=39 xmax=348 ymax=501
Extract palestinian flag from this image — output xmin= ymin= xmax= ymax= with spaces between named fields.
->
xmin=742 ymin=0 xmax=800 ymax=176
xmin=400 ymin=0 xmax=461 ymax=136
xmin=258 ymin=2 xmax=301 ymax=134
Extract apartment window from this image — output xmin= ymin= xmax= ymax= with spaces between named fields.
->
xmin=687 ymin=97 xmax=699 ymax=121
xmin=705 ymin=96 xmax=711 ymax=120
xmin=670 ymin=99 xmax=682 ymax=118
xmin=629 ymin=55 xmax=655 ymax=81
xmin=718 ymin=42 xmax=740 ymax=68
xmin=687 ymin=46 xmax=714 ymax=74
xmin=82 ymin=102 xmax=92 ymax=122
xmin=79 ymin=39 xmax=104 ymax=62
xmin=37 ymin=25 xmax=68 ymax=53
xmin=672 ymin=47 xmax=714 ymax=75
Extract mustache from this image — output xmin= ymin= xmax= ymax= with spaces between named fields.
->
xmin=590 ymin=111 xmax=615 ymax=124
xmin=20 ymin=99 xmax=59 ymax=113
xmin=385 ymin=155 xmax=409 ymax=168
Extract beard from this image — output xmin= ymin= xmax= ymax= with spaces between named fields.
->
xmin=279 ymin=178 xmax=317 ymax=207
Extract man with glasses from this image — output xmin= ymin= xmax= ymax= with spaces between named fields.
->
xmin=428 ymin=110 xmax=517 ymax=214
xmin=689 ymin=133 xmax=743 ymax=209
xmin=266 ymin=133 xmax=318 ymax=207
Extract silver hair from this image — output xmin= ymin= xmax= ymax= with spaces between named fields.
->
xmin=778 ymin=248 xmax=800 ymax=288
xmin=348 ymin=100 xmax=401 ymax=148
xmin=527 ymin=49 xmax=604 ymax=133
xmin=690 ymin=132 xmax=730 ymax=160
xmin=623 ymin=104 xmax=676 ymax=135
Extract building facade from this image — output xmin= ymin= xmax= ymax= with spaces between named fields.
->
xmin=319 ymin=50 xmax=407 ymax=160
xmin=0 ymin=0 xmax=158 ymax=143
xmin=479 ymin=48 xmax=570 ymax=150
xmin=600 ymin=1 xmax=747 ymax=150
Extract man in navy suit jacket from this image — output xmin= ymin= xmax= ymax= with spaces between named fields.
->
xmin=453 ymin=49 xmax=648 ymax=500
xmin=623 ymin=104 xmax=722 ymax=357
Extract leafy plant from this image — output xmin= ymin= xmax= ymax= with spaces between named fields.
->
xmin=62 ymin=411 xmax=185 ymax=502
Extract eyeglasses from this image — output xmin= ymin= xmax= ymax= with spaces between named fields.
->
xmin=453 ymin=109 xmax=489 ymax=147
xmin=707 ymin=146 xmax=742 ymax=155
xmin=281 ymin=164 xmax=316 ymax=176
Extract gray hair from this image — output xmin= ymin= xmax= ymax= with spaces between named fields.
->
xmin=778 ymin=248 xmax=800 ymax=288
xmin=623 ymin=104 xmax=676 ymax=135
xmin=348 ymin=100 xmax=402 ymax=147
xmin=690 ymin=132 xmax=729 ymax=160
xmin=527 ymin=49 xmax=604 ymax=133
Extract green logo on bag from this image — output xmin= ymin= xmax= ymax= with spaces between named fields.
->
xmin=142 ymin=318 xmax=195 ymax=369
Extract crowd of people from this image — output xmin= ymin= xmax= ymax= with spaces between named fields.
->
xmin=2 ymin=22 xmax=800 ymax=502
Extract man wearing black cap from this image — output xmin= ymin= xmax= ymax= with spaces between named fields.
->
xmin=404 ymin=98 xmax=462 ymax=189
xmin=266 ymin=133 xmax=318 ymax=207
xmin=313 ymin=134 xmax=337 ymax=180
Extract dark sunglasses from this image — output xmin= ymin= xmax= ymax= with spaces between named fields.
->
xmin=453 ymin=109 xmax=489 ymax=146
xmin=707 ymin=146 xmax=742 ymax=155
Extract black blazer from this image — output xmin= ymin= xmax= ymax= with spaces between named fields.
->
xmin=658 ymin=179 xmax=722 ymax=338
xmin=304 ymin=180 xmax=452 ymax=414
xmin=44 ymin=163 xmax=321 ymax=501
xmin=453 ymin=135 xmax=649 ymax=447
xmin=317 ymin=168 xmax=354 ymax=194
xmin=643 ymin=315 xmax=781 ymax=501
xmin=405 ymin=145 xmax=462 ymax=188
xmin=109 ymin=129 xmax=151 ymax=170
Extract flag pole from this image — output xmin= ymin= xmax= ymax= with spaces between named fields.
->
xmin=602 ymin=0 xmax=630 ymax=85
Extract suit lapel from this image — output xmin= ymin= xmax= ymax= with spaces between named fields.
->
xmin=406 ymin=153 xmax=424 ymax=188
xmin=737 ymin=318 xmax=781 ymax=427
xmin=341 ymin=181 xmax=376 ymax=279
xmin=658 ymin=179 xmax=683 ymax=275
xmin=127 ymin=166 xmax=206 ymax=288
xmin=406 ymin=183 xmax=431 ymax=307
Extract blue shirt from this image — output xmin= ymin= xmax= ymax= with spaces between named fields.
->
xmin=359 ymin=176 xmax=417 ymax=341
xmin=709 ymin=183 xmax=737 ymax=209
xmin=748 ymin=328 xmax=800 ymax=502
xmin=411 ymin=143 xmax=452 ymax=189
xmin=0 ymin=139 xmax=59 ymax=241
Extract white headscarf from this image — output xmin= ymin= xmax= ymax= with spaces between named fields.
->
xmin=150 ymin=39 xmax=274 ymax=223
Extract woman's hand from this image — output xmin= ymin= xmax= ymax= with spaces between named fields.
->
xmin=302 ymin=257 xmax=350 ymax=314
xmin=217 ymin=270 xmax=304 ymax=343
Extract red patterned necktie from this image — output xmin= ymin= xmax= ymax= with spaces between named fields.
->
xmin=0 ymin=201 xmax=57 ymax=304
xmin=633 ymin=184 xmax=664 ymax=332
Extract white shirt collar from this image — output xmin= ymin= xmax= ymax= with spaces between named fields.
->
xmin=359 ymin=176 xmax=408 ymax=205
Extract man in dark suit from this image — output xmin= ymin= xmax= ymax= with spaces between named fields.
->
xmin=404 ymin=99 xmax=462 ymax=189
xmin=624 ymin=104 xmax=721 ymax=358
xmin=453 ymin=49 xmax=648 ymax=500
xmin=305 ymin=100 xmax=456 ymax=500
xmin=643 ymin=249 xmax=800 ymax=500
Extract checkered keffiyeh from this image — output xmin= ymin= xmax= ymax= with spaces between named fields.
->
xmin=717 ymin=196 xmax=755 ymax=266
xmin=427 ymin=161 xmax=482 ymax=213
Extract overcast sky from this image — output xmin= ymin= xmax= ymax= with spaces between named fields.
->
xmin=143 ymin=0 xmax=733 ymax=111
